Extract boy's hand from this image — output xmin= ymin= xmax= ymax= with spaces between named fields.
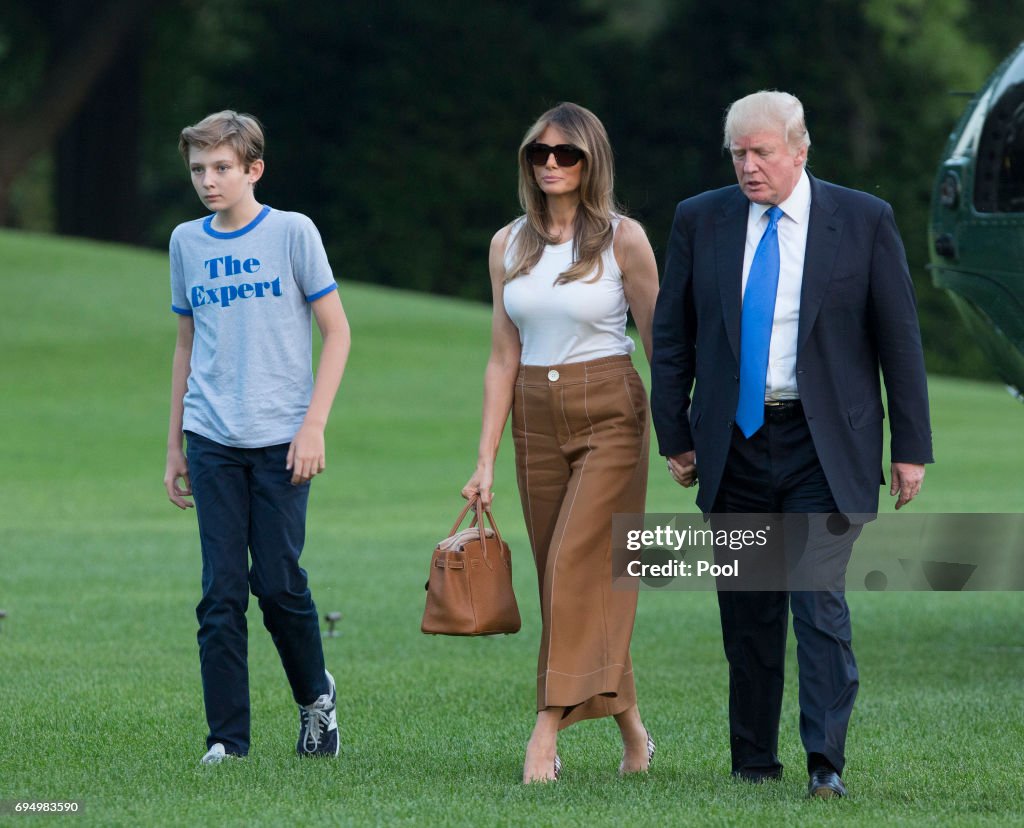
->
xmin=287 ymin=424 xmax=326 ymax=485
xmin=164 ymin=449 xmax=194 ymax=509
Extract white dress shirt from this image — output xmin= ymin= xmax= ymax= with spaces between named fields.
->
xmin=740 ymin=169 xmax=811 ymax=400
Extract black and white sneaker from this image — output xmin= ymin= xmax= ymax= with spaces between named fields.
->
xmin=200 ymin=743 xmax=243 ymax=765
xmin=297 ymin=670 xmax=338 ymax=757
xmin=201 ymin=743 xmax=228 ymax=765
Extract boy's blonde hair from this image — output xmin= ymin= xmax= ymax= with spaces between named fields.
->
xmin=178 ymin=110 xmax=265 ymax=168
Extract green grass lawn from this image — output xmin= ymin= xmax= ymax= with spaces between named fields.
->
xmin=0 ymin=228 xmax=1022 ymax=827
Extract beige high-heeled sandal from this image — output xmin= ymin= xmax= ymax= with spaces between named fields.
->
xmin=619 ymin=730 xmax=656 ymax=776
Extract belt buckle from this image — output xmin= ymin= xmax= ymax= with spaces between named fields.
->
xmin=764 ymin=399 xmax=799 ymax=423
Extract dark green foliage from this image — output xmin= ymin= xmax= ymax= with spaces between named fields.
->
xmin=3 ymin=0 xmax=1023 ymax=375
xmin=141 ymin=0 xmax=611 ymax=300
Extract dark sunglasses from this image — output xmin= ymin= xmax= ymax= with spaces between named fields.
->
xmin=525 ymin=142 xmax=585 ymax=167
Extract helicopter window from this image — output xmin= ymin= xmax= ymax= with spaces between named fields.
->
xmin=974 ymin=82 xmax=1024 ymax=212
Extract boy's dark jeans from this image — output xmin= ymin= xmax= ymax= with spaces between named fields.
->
xmin=186 ymin=431 xmax=329 ymax=755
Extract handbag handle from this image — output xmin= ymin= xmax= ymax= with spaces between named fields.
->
xmin=448 ymin=496 xmax=479 ymax=537
xmin=449 ymin=496 xmax=508 ymax=569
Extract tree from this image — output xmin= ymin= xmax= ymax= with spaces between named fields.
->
xmin=613 ymin=0 xmax=1010 ymax=377
xmin=0 ymin=0 xmax=163 ymax=227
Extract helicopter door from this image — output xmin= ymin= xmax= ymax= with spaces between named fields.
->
xmin=974 ymin=81 xmax=1024 ymax=213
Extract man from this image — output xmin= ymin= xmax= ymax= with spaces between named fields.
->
xmin=650 ymin=91 xmax=933 ymax=798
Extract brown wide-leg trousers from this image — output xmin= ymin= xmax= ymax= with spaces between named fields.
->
xmin=511 ymin=354 xmax=649 ymax=729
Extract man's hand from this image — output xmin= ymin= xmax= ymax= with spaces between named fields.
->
xmin=890 ymin=462 xmax=925 ymax=510
xmin=164 ymin=448 xmax=194 ymax=509
xmin=287 ymin=424 xmax=326 ymax=485
xmin=667 ymin=451 xmax=698 ymax=488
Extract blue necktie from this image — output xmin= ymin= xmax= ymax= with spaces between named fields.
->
xmin=736 ymin=205 xmax=784 ymax=438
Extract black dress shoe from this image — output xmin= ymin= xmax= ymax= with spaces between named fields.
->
xmin=808 ymin=768 xmax=847 ymax=798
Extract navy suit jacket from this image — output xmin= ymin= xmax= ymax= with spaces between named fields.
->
xmin=650 ymin=174 xmax=934 ymax=514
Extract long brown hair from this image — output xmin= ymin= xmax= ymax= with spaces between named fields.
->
xmin=505 ymin=102 xmax=621 ymax=284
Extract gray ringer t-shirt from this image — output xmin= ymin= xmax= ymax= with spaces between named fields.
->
xmin=170 ymin=206 xmax=338 ymax=448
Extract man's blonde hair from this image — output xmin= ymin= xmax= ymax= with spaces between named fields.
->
xmin=723 ymin=91 xmax=810 ymax=153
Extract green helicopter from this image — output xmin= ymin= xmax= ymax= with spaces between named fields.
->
xmin=930 ymin=41 xmax=1024 ymax=401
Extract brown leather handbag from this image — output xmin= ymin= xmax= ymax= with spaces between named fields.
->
xmin=421 ymin=497 xmax=522 ymax=636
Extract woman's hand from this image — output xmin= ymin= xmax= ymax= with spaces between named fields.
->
xmin=667 ymin=450 xmax=698 ymax=488
xmin=462 ymin=462 xmax=495 ymax=506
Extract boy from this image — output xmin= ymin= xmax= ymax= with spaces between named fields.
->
xmin=163 ymin=110 xmax=351 ymax=765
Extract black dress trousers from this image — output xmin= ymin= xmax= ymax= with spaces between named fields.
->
xmin=711 ymin=409 xmax=860 ymax=778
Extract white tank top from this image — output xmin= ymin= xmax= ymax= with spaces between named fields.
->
xmin=502 ymin=217 xmax=635 ymax=365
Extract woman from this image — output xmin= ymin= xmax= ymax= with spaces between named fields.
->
xmin=462 ymin=102 xmax=659 ymax=783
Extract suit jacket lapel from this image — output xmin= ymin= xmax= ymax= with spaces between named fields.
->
xmin=715 ymin=188 xmax=750 ymax=364
xmin=798 ymin=175 xmax=843 ymax=354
